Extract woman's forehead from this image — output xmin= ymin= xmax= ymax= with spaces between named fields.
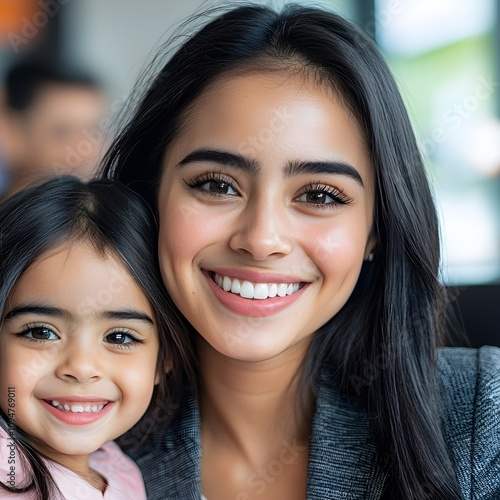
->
xmin=163 ymin=71 xmax=373 ymax=186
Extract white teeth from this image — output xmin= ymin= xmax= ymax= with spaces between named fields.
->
xmin=230 ymin=279 xmax=241 ymax=293
xmin=213 ymin=273 xmax=302 ymax=300
xmin=222 ymin=276 xmax=232 ymax=292
xmin=254 ymin=283 xmax=269 ymax=300
xmin=49 ymin=400 xmax=106 ymax=413
xmin=240 ymin=281 xmax=254 ymax=299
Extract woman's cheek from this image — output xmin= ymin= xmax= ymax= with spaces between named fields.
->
xmin=305 ymin=224 xmax=366 ymax=277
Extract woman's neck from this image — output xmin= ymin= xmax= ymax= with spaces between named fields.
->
xmin=198 ymin=337 xmax=313 ymax=465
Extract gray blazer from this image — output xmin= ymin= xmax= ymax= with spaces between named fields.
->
xmin=130 ymin=347 xmax=500 ymax=499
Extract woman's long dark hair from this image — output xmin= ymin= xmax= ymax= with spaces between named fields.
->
xmin=101 ymin=4 xmax=462 ymax=498
xmin=0 ymin=176 xmax=189 ymax=499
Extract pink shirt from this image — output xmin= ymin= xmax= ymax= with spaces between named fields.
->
xmin=0 ymin=426 xmax=147 ymax=499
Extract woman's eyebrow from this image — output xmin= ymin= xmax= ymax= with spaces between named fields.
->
xmin=177 ymin=148 xmax=364 ymax=187
xmin=177 ymin=148 xmax=261 ymax=175
xmin=284 ymin=160 xmax=364 ymax=187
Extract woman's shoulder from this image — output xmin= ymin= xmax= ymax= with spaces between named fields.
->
xmin=437 ymin=346 xmax=500 ymax=497
xmin=437 ymin=345 xmax=500 ymax=399
xmin=436 ymin=345 xmax=500 ymax=432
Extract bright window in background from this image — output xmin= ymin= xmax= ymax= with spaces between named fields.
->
xmin=376 ymin=0 xmax=500 ymax=285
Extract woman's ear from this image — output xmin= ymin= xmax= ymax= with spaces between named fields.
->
xmin=363 ymin=233 xmax=377 ymax=261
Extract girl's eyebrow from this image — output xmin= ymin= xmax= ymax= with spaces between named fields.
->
xmin=3 ymin=305 xmax=67 ymax=321
xmin=102 ymin=310 xmax=155 ymax=325
xmin=177 ymin=147 xmax=364 ymax=186
xmin=3 ymin=304 xmax=154 ymax=325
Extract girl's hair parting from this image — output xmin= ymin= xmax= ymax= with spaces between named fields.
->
xmin=0 ymin=175 xmax=190 ymax=499
xmin=101 ymin=4 xmax=462 ymax=498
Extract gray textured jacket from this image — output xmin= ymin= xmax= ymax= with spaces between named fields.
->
xmin=130 ymin=347 xmax=500 ymax=499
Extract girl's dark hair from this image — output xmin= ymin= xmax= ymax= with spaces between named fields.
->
xmin=101 ymin=4 xmax=462 ymax=498
xmin=0 ymin=176 xmax=189 ymax=499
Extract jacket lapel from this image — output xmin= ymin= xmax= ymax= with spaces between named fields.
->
xmin=306 ymin=377 xmax=388 ymax=499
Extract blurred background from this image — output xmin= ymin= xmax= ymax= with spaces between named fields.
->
xmin=0 ymin=0 xmax=498 ymax=343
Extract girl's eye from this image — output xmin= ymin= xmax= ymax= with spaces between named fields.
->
xmin=17 ymin=326 xmax=59 ymax=342
xmin=104 ymin=331 xmax=142 ymax=346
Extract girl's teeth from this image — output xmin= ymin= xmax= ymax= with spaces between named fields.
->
xmin=213 ymin=273 xmax=300 ymax=300
xmin=49 ymin=401 xmax=106 ymax=413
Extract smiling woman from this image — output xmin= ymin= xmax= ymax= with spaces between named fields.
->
xmin=158 ymin=72 xmax=374 ymax=363
xmin=101 ymin=4 xmax=500 ymax=500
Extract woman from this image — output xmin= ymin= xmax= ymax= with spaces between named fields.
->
xmin=101 ymin=4 xmax=500 ymax=499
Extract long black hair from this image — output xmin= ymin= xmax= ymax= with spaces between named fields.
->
xmin=101 ymin=4 xmax=462 ymax=498
xmin=0 ymin=176 xmax=189 ymax=499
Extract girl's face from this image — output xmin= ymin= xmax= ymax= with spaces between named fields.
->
xmin=158 ymin=72 xmax=375 ymax=362
xmin=0 ymin=241 xmax=159 ymax=465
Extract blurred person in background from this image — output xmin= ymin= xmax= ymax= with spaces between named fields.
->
xmin=0 ymin=59 xmax=107 ymax=198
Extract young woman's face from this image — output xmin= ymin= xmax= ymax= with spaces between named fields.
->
xmin=0 ymin=242 xmax=159 ymax=464
xmin=158 ymin=72 xmax=375 ymax=362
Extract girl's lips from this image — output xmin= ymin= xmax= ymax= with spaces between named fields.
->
xmin=39 ymin=398 xmax=115 ymax=426
xmin=204 ymin=271 xmax=308 ymax=317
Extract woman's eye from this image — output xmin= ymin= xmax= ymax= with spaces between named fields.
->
xmin=297 ymin=191 xmax=335 ymax=204
xmin=200 ymin=180 xmax=237 ymax=195
xmin=104 ymin=331 xmax=139 ymax=345
xmin=18 ymin=327 xmax=59 ymax=342
xmin=295 ymin=185 xmax=353 ymax=207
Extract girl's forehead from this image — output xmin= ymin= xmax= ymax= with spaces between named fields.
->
xmin=7 ymin=241 xmax=156 ymax=322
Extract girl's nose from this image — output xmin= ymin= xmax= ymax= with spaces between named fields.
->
xmin=229 ymin=196 xmax=292 ymax=261
xmin=55 ymin=341 xmax=103 ymax=384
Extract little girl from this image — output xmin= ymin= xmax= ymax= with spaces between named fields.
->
xmin=0 ymin=176 xmax=181 ymax=499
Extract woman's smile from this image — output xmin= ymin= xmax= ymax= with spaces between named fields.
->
xmin=204 ymin=268 xmax=309 ymax=317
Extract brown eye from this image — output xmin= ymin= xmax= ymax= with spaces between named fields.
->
xmin=296 ymin=191 xmax=335 ymax=205
xmin=18 ymin=327 xmax=59 ymax=342
xmin=304 ymin=192 xmax=330 ymax=204
xmin=105 ymin=332 xmax=130 ymax=344
xmin=201 ymin=180 xmax=237 ymax=195
xmin=104 ymin=331 xmax=142 ymax=346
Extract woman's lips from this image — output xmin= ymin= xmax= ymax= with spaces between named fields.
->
xmin=204 ymin=269 xmax=308 ymax=317
xmin=213 ymin=272 xmax=301 ymax=299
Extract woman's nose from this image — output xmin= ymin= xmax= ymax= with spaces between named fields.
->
xmin=229 ymin=196 xmax=292 ymax=261
xmin=55 ymin=340 xmax=103 ymax=384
